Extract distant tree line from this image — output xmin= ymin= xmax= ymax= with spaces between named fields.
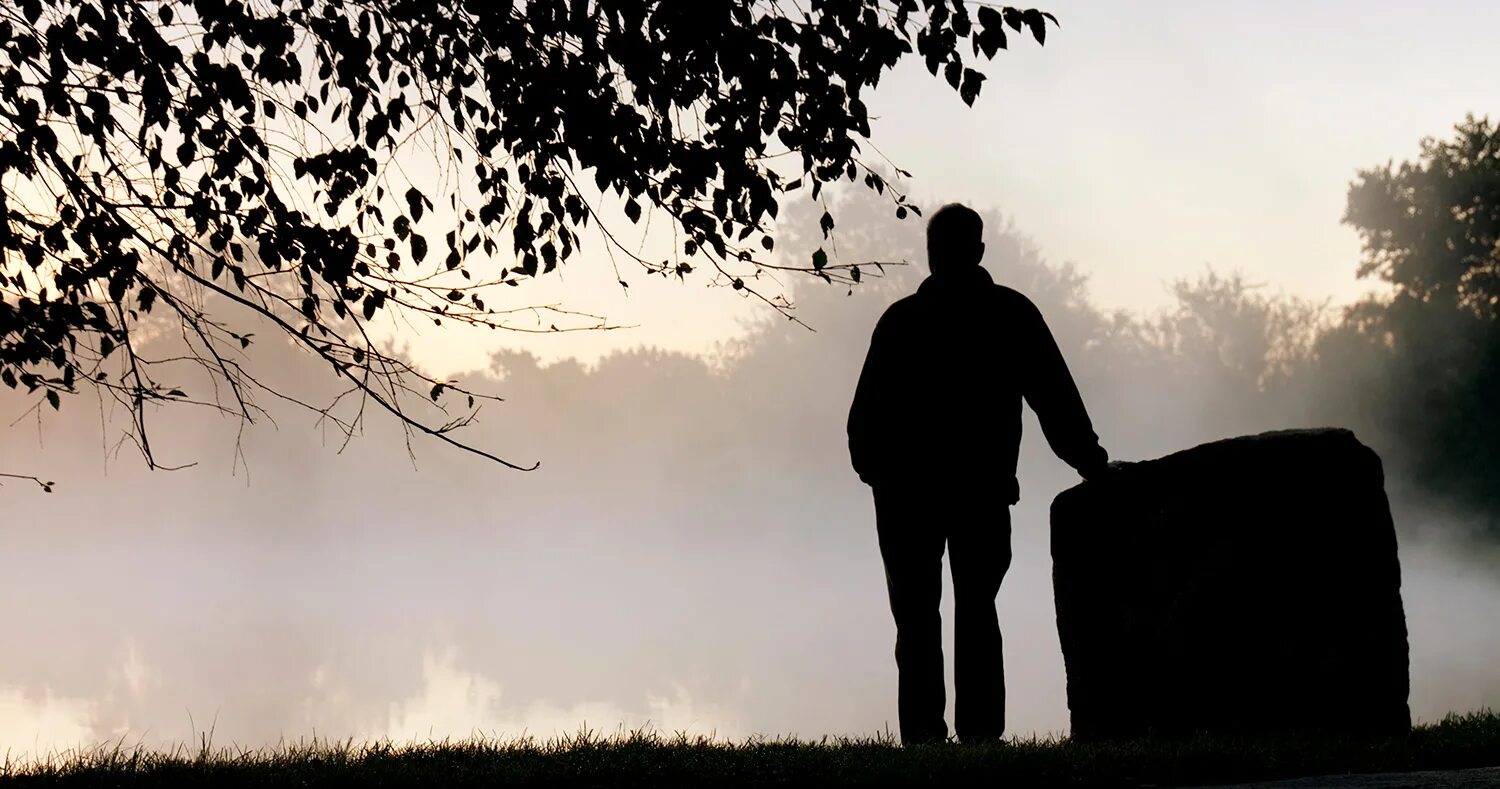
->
xmin=1086 ymin=115 xmax=1500 ymax=532
xmin=1319 ymin=115 xmax=1500 ymax=527
xmin=769 ymin=115 xmax=1500 ymax=534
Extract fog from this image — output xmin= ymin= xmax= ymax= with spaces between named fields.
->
xmin=3 ymin=192 xmax=1499 ymax=761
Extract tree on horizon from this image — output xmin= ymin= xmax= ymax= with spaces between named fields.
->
xmin=1332 ymin=114 xmax=1500 ymax=525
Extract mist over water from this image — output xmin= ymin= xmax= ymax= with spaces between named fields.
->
xmin=3 ymin=197 xmax=1498 ymax=760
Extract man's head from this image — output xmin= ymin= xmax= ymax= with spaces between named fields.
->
xmin=926 ymin=203 xmax=985 ymax=274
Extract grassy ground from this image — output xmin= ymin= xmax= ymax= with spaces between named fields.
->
xmin=3 ymin=711 xmax=1498 ymax=788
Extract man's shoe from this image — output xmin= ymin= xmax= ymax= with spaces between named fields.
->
xmin=900 ymin=731 xmax=953 ymax=747
xmin=957 ymin=733 xmax=1004 ymax=746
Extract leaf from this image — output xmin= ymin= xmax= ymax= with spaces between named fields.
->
xmin=812 ymin=248 xmax=828 ymax=270
xmin=365 ymin=114 xmax=389 ymax=148
xmin=820 ymin=210 xmax=835 ymax=237
xmin=405 ymin=187 xmax=425 ymax=222
xmin=540 ymin=241 xmax=557 ymax=272
xmin=46 ymin=390 xmax=59 ymax=410
xmin=960 ymin=69 xmax=986 ymax=106
xmin=33 ymin=125 xmax=57 ymax=154
xmin=1022 ymin=9 xmax=1047 ymax=45
xmin=974 ymin=7 xmax=1007 ymax=58
xmin=410 ymin=233 xmax=428 ymax=263
xmin=624 ymin=198 xmax=641 ymax=223
xmin=430 ymin=383 xmax=444 ymax=401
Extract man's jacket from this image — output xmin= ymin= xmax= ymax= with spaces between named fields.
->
xmin=846 ymin=265 xmax=1107 ymax=503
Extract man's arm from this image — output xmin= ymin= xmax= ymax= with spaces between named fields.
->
xmin=847 ymin=318 xmax=893 ymax=486
xmin=1020 ymin=302 xmax=1109 ymax=480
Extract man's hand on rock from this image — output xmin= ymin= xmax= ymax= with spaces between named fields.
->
xmin=1082 ymin=459 xmax=1132 ymax=483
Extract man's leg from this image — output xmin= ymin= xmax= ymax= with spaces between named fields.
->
xmin=948 ymin=504 xmax=1012 ymax=743
xmin=873 ymin=486 xmax=949 ymax=745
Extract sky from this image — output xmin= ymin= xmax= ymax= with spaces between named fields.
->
xmin=867 ymin=0 xmax=1500 ymax=316
xmin=3 ymin=0 xmax=1500 ymax=763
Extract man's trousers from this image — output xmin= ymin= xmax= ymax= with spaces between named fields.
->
xmin=873 ymin=485 xmax=1012 ymax=745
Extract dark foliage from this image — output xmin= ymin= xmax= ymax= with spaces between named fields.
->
xmin=0 ymin=0 xmax=1052 ymax=468
xmin=1329 ymin=115 xmax=1500 ymax=528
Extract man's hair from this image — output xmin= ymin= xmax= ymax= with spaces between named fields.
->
xmin=926 ymin=203 xmax=984 ymax=270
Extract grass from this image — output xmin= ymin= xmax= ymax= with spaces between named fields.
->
xmin=2 ymin=711 xmax=1498 ymax=788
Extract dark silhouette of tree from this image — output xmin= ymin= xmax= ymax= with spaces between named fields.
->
xmin=0 ymin=0 xmax=1054 ymax=469
xmin=1139 ymin=272 xmax=1325 ymax=396
xmin=1346 ymin=115 xmax=1500 ymax=318
xmin=1331 ymin=115 xmax=1500 ymax=527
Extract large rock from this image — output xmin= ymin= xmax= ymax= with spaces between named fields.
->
xmin=1051 ymin=428 xmax=1410 ymax=740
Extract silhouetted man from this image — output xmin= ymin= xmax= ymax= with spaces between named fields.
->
xmin=847 ymin=203 xmax=1109 ymax=745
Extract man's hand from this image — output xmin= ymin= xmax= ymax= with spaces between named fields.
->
xmin=1081 ymin=459 xmax=1132 ymax=483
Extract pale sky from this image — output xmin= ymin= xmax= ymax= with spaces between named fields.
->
xmin=867 ymin=0 xmax=1500 ymax=314
xmin=400 ymin=0 xmax=1500 ymax=373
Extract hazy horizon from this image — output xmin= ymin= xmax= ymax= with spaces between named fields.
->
xmin=5 ymin=196 xmax=1500 ymax=760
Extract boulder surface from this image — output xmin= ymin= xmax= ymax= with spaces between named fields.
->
xmin=1051 ymin=428 xmax=1410 ymax=739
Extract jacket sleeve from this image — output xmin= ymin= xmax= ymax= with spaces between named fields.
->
xmin=847 ymin=318 xmax=892 ymax=486
xmin=1020 ymin=302 xmax=1109 ymax=480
